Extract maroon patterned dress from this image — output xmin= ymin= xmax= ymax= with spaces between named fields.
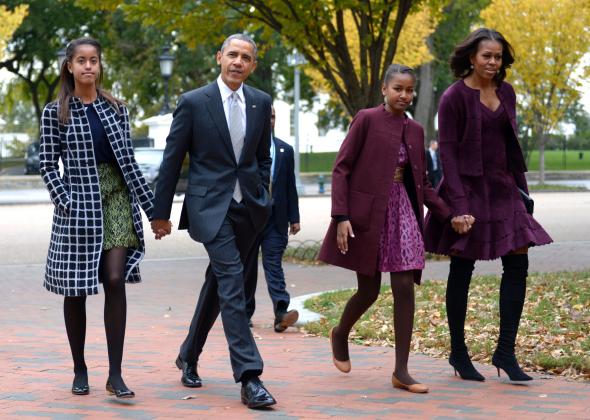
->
xmin=377 ymin=142 xmax=425 ymax=272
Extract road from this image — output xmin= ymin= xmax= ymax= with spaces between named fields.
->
xmin=1 ymin=192 xmax=588 ymax=267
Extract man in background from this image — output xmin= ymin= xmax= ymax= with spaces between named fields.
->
xmin=426 ymin=140 xmax=442 ymax=188
xmin=244 ymin=107 xmax=300 ymax=332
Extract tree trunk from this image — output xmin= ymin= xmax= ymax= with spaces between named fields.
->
xmin=414 ymin=60 xmax=435 ymax=145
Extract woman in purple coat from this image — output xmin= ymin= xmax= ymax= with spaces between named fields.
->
xmin=319 ymin=64 xmax=451 ymax=393
xmin=424 ymin=28 xmax=552 ymax=383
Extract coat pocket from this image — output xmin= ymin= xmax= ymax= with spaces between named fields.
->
xmin=348 ymin=190 xmax=375 ymax=232
xmin=186 ymin=184 xmax=207 ymax=197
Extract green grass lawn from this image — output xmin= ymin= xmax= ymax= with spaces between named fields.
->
xmin=304 ymin=271 xmax=590 ymax=380
xmin=526 ymin=150 xmax=590 ymax=171
xmin=300 ymin=150 xmax=590 ymax=173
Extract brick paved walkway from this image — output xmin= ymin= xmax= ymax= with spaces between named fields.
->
xmin=1 ymin=256 xmax=589 ymax=420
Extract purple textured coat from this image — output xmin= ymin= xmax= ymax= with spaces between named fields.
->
xmin=424 ymin=80 xmax=552 ymax=258
xmin=318 ymin=105 xmax=451 ymax=283
xmin=432 ymin=80 xmax=527 ymax=216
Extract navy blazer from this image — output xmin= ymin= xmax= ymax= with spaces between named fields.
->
xmin=269 ymin=137 xmax=299 ymax=234
xmin=153 ymin=81 xmax=273 ymax=243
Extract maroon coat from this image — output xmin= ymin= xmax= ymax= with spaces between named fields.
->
xmin=432 ymin=80 xmax=527 ymax=217
xmin=318 ymin=105 xmax=451 ymax=282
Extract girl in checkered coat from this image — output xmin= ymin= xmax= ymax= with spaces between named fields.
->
xmin=40 ymin=38 xmax=158 ymax=398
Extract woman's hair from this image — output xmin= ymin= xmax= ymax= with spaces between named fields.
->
xmin=57 ymin=37 xmax=123 ymax=123
xmin=382 ymin=63 xmax=416 ymax=85
xmin=450 ymin=28 xmax=515 ymax=82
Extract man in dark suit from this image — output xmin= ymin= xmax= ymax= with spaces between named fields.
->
xmin=426 ymin=140 xmax=442 ymax=188
xmin=151 ymin=33 xmax=276 ymax=409
xmin=244 ymin=107 xmax=300 ymax=332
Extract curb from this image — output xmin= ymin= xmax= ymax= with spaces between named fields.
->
xmin=290 ymin=291 xmax=325 ymax=325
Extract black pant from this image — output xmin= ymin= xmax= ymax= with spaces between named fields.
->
xmin=179 ymin=200 xmax=263 ymax=382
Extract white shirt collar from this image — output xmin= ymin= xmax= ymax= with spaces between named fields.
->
xmin=217 ymin=75 xmax=244 ymax=103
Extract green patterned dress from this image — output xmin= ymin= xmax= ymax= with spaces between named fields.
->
xmin=98 ymin=163 xmax=140 ymax=250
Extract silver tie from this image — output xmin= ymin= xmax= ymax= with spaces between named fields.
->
xmin=229 ymin=92 xmax=244 ymax=202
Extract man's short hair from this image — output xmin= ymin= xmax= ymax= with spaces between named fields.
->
xmin=220 ymin=33 xmax=258 ymax=59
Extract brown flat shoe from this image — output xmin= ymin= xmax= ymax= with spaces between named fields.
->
xmin=391 ymin=373 xmax=429 ymax=394
xmin=329 ymin=327 xmax=351 ymax=373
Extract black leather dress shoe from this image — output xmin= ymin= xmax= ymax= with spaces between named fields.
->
xmin=241 ymin=377 xmax=276 ymax=409
xmin=175 ymin=356 xmax=202 ymax=388
xmin=274 ymin=309 xmax=299 ymax=332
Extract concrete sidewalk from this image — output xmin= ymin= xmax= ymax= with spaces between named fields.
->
xmin=1 ymin=255 xmax=589 ymax=419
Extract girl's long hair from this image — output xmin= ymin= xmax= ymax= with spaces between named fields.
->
xmin=57 ymin=37 xmax=124 ymax=123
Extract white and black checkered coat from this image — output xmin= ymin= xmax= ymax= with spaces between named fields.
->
xmin=39 ymin=96 xmax=154 ymax=296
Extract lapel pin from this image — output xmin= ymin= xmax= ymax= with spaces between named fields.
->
xmin=280 ymin=148 xmax=284 ymax=152
xmin=252 ymin=104 xmax=256 ymax=108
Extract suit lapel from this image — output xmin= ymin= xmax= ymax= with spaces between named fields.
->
xmin=204 ymin=82 xmax=236 ymax=162
xmin=272 ymin=138 xmax=284 ymax=183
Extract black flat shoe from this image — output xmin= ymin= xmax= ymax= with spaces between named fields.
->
xmin=492 ymin=353 xmax=533 ymax=383
xmin=71 ymin=371 xmax=89 ymax=395
xmin=449 ymin=351 xmax=485 ymax=381
xmin=71 ymin=384 xmax=89 ymax=395
xmin=241 ymin=377 xmax=276 ymax=409
xmin=175 ymin=355 xmax=202 ymax=388
xmin=106 ymin=380 xmax=135 ymax=399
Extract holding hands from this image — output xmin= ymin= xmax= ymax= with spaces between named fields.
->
xmin=451 ymin=215 xmax=475 ymax=234
xmin=151 ymin=219 xmax=173 ymax=240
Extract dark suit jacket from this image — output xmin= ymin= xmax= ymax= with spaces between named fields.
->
xmin=318 ymin=105 xmax=451 ymax=282
xmin=153 ymin=81 xmax=273 ymax=243
xmin=269 ymin=137 xmax=299 ymax=235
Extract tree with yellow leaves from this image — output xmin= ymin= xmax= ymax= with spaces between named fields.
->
xmin=0 ymin=5 xmax=28 ymax=59
xmin=79 ymin=0 xmax=445 ymax=118
xmin=481 ymin=0 xmax=590 ymax=184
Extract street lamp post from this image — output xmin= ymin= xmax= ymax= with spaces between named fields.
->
xmin=159 ymin=45 xmax=175 ymax=115
xmin=287 ymin=50 xmax=307 ymax=195
xmin=56 ymin=47 xmax=67 ymax=71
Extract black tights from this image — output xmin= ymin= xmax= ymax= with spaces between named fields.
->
xmin=63 ymin=247 xmax=128 ymax=389
xmin=332 ymin=271 xmax=417 ymax=384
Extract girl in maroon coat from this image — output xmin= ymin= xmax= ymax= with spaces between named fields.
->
xmin=319 ymin=64 xmax=451 ymax=393
xmin=424 ymin=28 xmax=552 ymax=383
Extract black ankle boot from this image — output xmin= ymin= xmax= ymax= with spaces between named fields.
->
xmin=449 ymin=351 xmax=485 ymax=381
xmin=493 ymin=254 xmax=532 ymax=383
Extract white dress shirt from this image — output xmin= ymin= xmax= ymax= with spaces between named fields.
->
xmin=270 ymin=135 xmax=276 ymax=180
xmin=217 ymin=76 xmax=246 ymax=133
xmin=429 ymin=148 xmax=438 ymax=171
